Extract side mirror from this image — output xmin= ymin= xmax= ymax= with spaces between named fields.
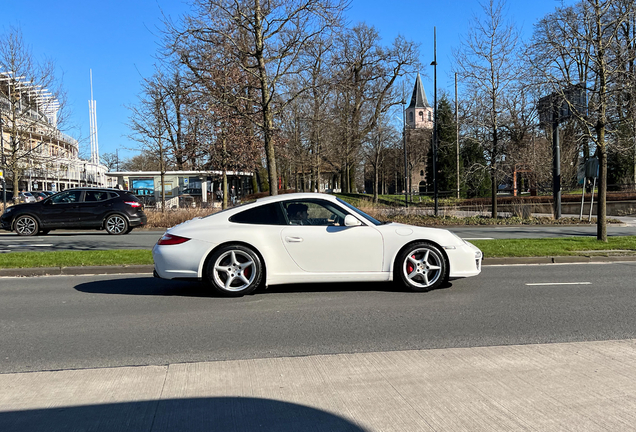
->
xmin=344 ymin=215 xmax=362 ymax=227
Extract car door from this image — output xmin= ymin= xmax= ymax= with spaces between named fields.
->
xmin=39 ymin=190 xmax=83 ymax=227
xmin=280 ymin=199 xmax=384 ymax=273
xmin=78 ymin=190 xmax=113 ymax=227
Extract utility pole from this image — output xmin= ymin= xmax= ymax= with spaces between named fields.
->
xmin=431 ymin=27 xmax=439 ymax=215
xmin=455 ymin=72 xmax=460 ymax=199
xmin=402 ymin=90 xmax=408 ymax=208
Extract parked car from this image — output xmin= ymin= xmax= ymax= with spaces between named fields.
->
xmin=133 ymin=188 xmax=156 ymax=207
xmin=153 ymin=192 xmax=482 ymax=296
xmin=29 ymin=191 xmax=48 ymax=201
xmin=178 ymin=188 xmax=211 ymax=207
xmin=17 ymin=191 xmax=37 ymax=203
xmin=0 ymin=188 xmax=147 ymax=236
xmin=41 ymin=191 xmax=55 ymax=197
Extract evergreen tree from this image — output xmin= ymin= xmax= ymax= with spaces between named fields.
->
xmin=461 ymin=138 xmax=491 ymax=198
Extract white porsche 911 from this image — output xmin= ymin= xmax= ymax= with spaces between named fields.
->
xmin=153 ymin=193 xmax=482 ymax=296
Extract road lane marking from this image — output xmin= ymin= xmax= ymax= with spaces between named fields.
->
xmin=526 ymin=282 xmax=592 ymax=286
xmin=6 ymin=244 xmax=54 ymax=247
xmin=462 ymin=238 xmax=494 ymax=240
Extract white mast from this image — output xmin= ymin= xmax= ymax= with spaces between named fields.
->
xmin=89 ymin=69 xmax=99 ymax=165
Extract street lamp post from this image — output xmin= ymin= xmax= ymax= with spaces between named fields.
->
xmin=431 ymin=27 xmax=439 ymax=216
xmin=1 ymin=116 xmax=5 ymax=208
xmin=402 ymin=97 xmax=408 ymax=207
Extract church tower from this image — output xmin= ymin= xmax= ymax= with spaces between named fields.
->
xmin=406 ymin=72 xmax=434 ymax=130
xmin=405 ymin=73 xmax=434 ymax=195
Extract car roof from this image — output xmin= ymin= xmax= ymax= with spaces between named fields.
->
xmin=254 ymin=192 xmax=338 ymax=204
xmin=61 ymin=188 xmax=133 ymax=193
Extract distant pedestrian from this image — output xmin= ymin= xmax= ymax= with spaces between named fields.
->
xmin=215 ymin=185 xmax=223 ymax=201
xmin=230 ymin=186 xmax=237 ymax=205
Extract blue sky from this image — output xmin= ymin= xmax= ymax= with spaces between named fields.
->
xmin=3 ymin=0 xmax=569 ymax=160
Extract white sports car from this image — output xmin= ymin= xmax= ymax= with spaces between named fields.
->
xmin=153 ymin=193 xmax=482 ymax=296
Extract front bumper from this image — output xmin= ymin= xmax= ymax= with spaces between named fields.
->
xmin=447 ymin=241 xmax=482 ymax=279
xmin=0 ymin=214 xmax=13 ymax=231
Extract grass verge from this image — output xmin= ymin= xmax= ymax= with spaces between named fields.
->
xmin=470 ymin=236 xmax=636 ymax=258
xmin=1 ymin=237 xmax=635 ymax=269
xmin=0 ymin=249 xmax=152 ymax=269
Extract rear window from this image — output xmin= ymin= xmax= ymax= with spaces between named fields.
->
xmin=229 ymin=203 xmax=286 ymax=225
xmin=84 ymin=191 xmax=111 ymax=202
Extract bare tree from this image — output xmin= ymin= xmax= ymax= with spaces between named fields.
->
xmin=364 ymin=115 xmax=399 ymax=202
xmin=529 ymin=0 xmax=636 ymax=241
xmin=331 ymin=24 xmax=420 ymax=193
xmin=0 ymin=27 xmax=68 ymax=194
xmin=100 ymin=152 xmax=119 ymax=172
xmin=172 ymin=0 xmax=348 ymax=196
xmin=455 ymin=0 xmax=521 ymax=218
xmin=128 ymin=75 xmax=173 ymax=211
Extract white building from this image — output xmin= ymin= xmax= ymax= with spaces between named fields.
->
xmin=0 ymin=73 xmax=107 ymax=192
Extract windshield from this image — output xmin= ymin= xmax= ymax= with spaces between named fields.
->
xmin=336 ymin=197 xmax=383 ymax=226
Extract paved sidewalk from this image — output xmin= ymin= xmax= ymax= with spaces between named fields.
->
xmin=2 ymin=339 xmax=636 ymax=431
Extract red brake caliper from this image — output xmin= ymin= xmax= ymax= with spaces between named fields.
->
xmin=407 ymin=255 xmax=415 ymax=273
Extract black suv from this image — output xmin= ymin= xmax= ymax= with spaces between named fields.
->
xmin=0 ymin=188 xmax=147 ymax=236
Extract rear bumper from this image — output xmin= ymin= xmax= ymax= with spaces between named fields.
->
xmin=128 ymin=213 xmax=147 ymax=227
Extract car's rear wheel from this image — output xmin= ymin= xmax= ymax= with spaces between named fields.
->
xmin=205 ymin=244 xmax=263 ymax=297
xmin=395 ymin=242 xmax=448 ymax=292
xmin=105 ymin=214 xmax=128 ymax=235
xmin=15 ymin=215 xmax=39 ymax=236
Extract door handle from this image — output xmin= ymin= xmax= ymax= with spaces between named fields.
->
xmin=285 ymin=236 xmax=303 ymax=243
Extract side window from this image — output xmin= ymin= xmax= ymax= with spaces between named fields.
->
xmin=229 ymin=203 xmax=286 ymax=225
xmin=284 ymin=200 xmax=348 ymax=226
xmin=50 ymin=191 xmax=82 ymax=204
xmin=84 ymin=191 xmax=108 ymax=202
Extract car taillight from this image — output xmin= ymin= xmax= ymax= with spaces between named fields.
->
xmin=125 ymin=201 xmax=142 ymax=208
xmin=157 ymin=234 xmax=191 ymax=245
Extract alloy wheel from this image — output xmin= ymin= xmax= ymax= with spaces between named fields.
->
xmin=402 ymin=246 xmax=444 ymax=289
xmin=15 ymin=216 xmax=38 ymax=236
xmin=212 ymin=249 xmax=257 ymax=292
xmin=105 ymin=215 xmax=127 ymax=235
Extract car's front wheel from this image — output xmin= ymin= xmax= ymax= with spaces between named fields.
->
xmin=14 ymin=215 xmax=39 ymax=236
xmin=205 ymin=244 xmax=263 ymax=297
xmin=395 ymin=242 xmax=448 ymax=292
xmin=105 ymin=214 xmax=128 ymax=235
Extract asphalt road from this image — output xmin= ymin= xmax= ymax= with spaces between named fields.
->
xmin=0 ymin=229 xmax=165 ymax=253
xmin=2 ymin=261 xmax=636 ymax=374
xmin=1 ymin=223 xmax=636 ymax=252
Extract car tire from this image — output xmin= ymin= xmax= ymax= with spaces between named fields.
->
xmin=105 ymin=214 xmax=128 ymax=235
xmin=14 ymin=215 xmax=39 ymax=236
xmin=395 ymin=242 xmax=448 ymax=292
xmin=124 ymin=227 xmax=134 ymax=234
xmin=205 ymin=244 xmax=263 ymax=297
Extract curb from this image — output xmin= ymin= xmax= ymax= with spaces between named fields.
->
xmin=482 ymin=256 xmax=636 ymax=266
xmin=0 ymin=265 xmax=154 ymax=278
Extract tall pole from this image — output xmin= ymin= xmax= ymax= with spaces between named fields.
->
xmin=402 ymin=94 xmax=408 ymax=208
xmin=1 ymin=117 xmax=5 ymax=208
xmin=431 ymin=27 xmax=438 ymax=216
xmin=552 ymin=105 xmax=561 ymax=219
xmin=455 ymin=72 xmax=460 ymax=199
